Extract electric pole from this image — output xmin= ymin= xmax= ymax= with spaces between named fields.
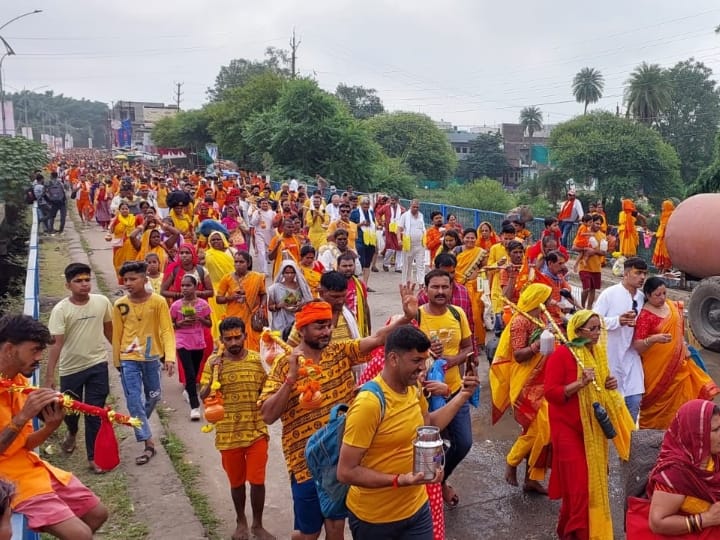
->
xmin=289 ymin=28 xmax=301 ymax=79
xmin=174 ymin=82 xmax=183 ymax=110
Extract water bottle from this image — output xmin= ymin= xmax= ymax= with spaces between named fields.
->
xmin=593 ymin=402 xmax=617 ymax=439
xmin=539 ymin=327 xmax=555 ymax=356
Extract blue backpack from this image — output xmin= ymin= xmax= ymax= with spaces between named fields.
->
xmin=304 ymin=380 xmax=386 ymax=517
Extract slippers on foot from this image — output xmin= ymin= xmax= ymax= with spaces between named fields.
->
xmin=61 ymin=435 xmax=76 ymax=454
xmin=135 ymin=445 xmax=156 ymax=466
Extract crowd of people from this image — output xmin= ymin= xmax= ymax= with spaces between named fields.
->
xmin=1 ymin=154 xmax=718 ymax=539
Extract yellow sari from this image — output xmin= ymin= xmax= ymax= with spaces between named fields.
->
xmin=111 ymin=213 xmax=137 ymax=282
xmin=204 ymin=231 xmax=236 ymax=340
xmin=637 ymin=301 xmax=719 ymax=430
xmin=170 ymin=208 xmax=193 ymax=242
xmin=135 ymin=229 xmax=169 ymax=271
xmin=455 ymin=246 xmax=487 ymax=347
xmin=566 ymin=310 xmax=635 ymax=540
xmin=301 ymin=264 xmax=323 ymax=298
xmin=490 ymin=283 xmax=552 ymax=480
xmin=618 ymin=199 xmax=639 ymax=257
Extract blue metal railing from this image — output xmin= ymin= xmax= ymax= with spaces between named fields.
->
xmin=13 ymin=202 xmax=41 ymax=540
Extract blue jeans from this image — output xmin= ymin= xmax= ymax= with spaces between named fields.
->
xmin=624 ymin=394 xmax=642 ymax=424
xmin=349 ymin=502 xmax=432 ymax=540
xmin=560 ymin=220 xmax=575 ymax=248
xmin=120 ymin=358 xmax=162 ymax=442
xmin=442 ymin=400 xmax=472 ymax=481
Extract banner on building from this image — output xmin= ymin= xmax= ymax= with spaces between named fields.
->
xmin=157 ymin=147 xmax=187 ymax=160
xmin=117 ymin=119 xmax=132 ymax=147
xmin=205 ymin=143 xmax=218 ymax=162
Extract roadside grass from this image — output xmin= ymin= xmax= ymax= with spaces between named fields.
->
xmin=157 ymin=407 xmax=223 ymax=540
xmin=37 ymin=231 xmax=149 ymax=540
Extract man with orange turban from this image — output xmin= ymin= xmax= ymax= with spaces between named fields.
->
xmin=258 ymin=286 xmax=420 ymax=540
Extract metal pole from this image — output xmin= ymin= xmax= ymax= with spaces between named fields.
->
xmin=0 ymin=53 xmax=7 ymax=136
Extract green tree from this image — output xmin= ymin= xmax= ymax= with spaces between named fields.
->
xmin=572 ymin=67 xmax=604 ymax=114
xmin=455 ymin=132 xmax=507 ymax=181
xmin=440 ymin=178 xmax=517 ymax=213
xmin=243 ymin=79 xmax=381 ymax=191
xmin=624 ymin=62 xmax=672 ymax=126
xmin=207 ymin=72 xmax=286 ymax=165
xmin=335 ymin=84 xmax=385 ymax=119
xmin=690 ymin=131 xmax=720 ymax=194
xmin=657 ymin=59 xmax=720 ymax=185
xmin=152 ymin=108 xmax=212 ymax=151
xmin=549 ymin=112 xmax=682 ymax=206
xmin=207 ymin=47 xmax=291 ymax=102
xmin=0 ymin=137 xmax=48 ymax=310
xmin=7 ymin=90 xmax=108 ymax=147
xmin=365 ymin=112 xmax=457 ymax=182
xmin=519 ymin=106 xmax=543 ymax=137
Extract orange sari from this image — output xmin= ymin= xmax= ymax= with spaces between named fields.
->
xmin=652 ymin=200 xmax=674 ymax=272
xmin=216 ymin=271 xmax=267 ymax=351
xmin=635 ymin=301 xmax=719 ymax=430
xmin=455 ymin=247 xmax=486 ymax=347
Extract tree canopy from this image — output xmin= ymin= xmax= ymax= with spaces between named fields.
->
xmin=689 ymin=130 xmax=720 ymax=194
xmin=624 ymin=62 xmax=672 ymax=126
xmin=365 ymin=112 xmax=457 ymax=182
xmin=335 ymin=84 xmax=384 ymax=119
xmin=5 ymin=90 xmax=108 ymax=147
xmin=455 ymin=132 xmax=507 ymax=181
xmin=572 ymin=67 xmax=604 ymax=114
xmin=152 ymin=108 xmax=212 ymax=151
xmin=549 ymin=112 xmax=682 ymax=206
xmin=657 ymin=59 xmax=720 ymax=185
xmin=206 ymin=47 xmax=291 ymax=102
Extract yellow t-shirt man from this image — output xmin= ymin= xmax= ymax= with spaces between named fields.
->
xmin=416 ymin=305 xmax=471 ymax=393
xmin=112 ymin=293 xmax=176 ymax=366
xmin=200 ymin=351 xmax=268 ymax=450
xmin=577 ymin=230 xmax=607 ymax=274
xmin=343 ymin=376 xmax=429 ymax=523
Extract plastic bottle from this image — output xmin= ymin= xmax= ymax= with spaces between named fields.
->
xmin=539 ymin=327 xmax=555 ymax=355
xmin=593 ymin=402 xmax=617 ymax=439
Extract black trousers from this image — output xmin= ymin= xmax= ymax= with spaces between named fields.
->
xmin=177 ymin=348 xmax=204 ymax=409
xmin=60 ymin=362 xmax=109 ymax=461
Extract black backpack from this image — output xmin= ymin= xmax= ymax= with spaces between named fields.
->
xmin=46 ymin=180 xmax=65 ymax=203
xmin=25 ymin=186 xmax=37 ymax=204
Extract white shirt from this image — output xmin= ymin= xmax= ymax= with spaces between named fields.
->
xmin=327 ymin=203 xmax=341 ymax=223
xmin=593 ymin=283 xmax=645 ymax=397
xmin=398 ymin=211 xmax=425 ymax=245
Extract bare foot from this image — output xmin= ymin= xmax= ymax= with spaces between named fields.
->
xmin=505 ymin=464 xmax=518 ymax=487
xmin=232 ymin=524 xmax=249 ymax=540
xmin=251 ymin=526 xmax=276 ymax=540
xmin=523 ymin=479 xmax=548 ymax=495
xmin=442 ymin=483 xmax=459 ymax=508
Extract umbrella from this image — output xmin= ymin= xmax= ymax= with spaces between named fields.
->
xmin=114 ymin=154 xmax=128 ymax=161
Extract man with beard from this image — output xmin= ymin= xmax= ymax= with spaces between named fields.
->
xmin=259 ymin=291 xmax=419 ymax=540
xmin=199 ymin=317 xmax=274 ymax=540
xmin=338 ymin=253 xmax=371 ymax=338
xmin=0 ymin=314 xmax=108 ymax=538
xmin=415 ymin=269 xmax=474 ymax=509
xmin=317 ymin=229 xmax=360 ymax=275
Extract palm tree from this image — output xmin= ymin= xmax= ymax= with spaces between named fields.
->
xmin=624 ymin=62 xmax=672 ymax=126
xmin=572 ymin=67 xmax=604 ymax=114
xmin=519 ymin=106 xmax=543 ymax=138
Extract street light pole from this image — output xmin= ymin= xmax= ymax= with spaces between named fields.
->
xmin=0 ymin=9 xmax=43 ymax=136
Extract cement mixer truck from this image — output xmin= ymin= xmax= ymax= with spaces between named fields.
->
xmin=665 ymin=194 xmax=720 ymax=352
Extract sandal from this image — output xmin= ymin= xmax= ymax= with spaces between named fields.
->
xmin=61 ymin=434 xmax=76 ymax=454
xmin=135 ymin=445 xmax=156 ymax=466
xmin=443 ymin=484 xmax=460 ymax=509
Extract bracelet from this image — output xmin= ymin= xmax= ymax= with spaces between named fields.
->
xmin=698 ymin=513 xmax=704 ymax=531
xmin=392 ymin=474 xmax=400 ymax=489
xmin=644 ymin=338 xmax=650 ymax=347
xmin=284 ymin=376 xmax=297 ymax=386
xmin=6 ymin=419 xmax=22 ymax=433
xmin=685 ymin=516 xmax=692 ymax=534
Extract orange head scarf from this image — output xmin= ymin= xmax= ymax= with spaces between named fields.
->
xmin=295 ymin=301 xmax=332 ymax=329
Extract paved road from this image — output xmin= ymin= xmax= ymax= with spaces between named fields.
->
xmin=67 ymin=216 xmax=720 ymax=540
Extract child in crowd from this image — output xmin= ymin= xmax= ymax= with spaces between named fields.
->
xmin=144 ymin=253 xmax=164 ymax=294
xmin=170 ymin=275 xmax=212 ymax=421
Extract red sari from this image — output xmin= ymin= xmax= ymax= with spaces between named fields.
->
xmin=163 ymin=244 xmax=213 ymax=384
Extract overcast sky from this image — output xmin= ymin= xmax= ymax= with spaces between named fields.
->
xmin=3 ymin=0 xmax=720 ymax=128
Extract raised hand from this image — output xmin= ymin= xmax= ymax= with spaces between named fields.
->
xmin=399 ymin=282 xmax=419 ymax=321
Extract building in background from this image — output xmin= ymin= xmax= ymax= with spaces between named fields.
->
xmin=501 ymin=123 xmax=554 ymax=185
xmin=110 ymin=101 xmax=178 ymax=151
